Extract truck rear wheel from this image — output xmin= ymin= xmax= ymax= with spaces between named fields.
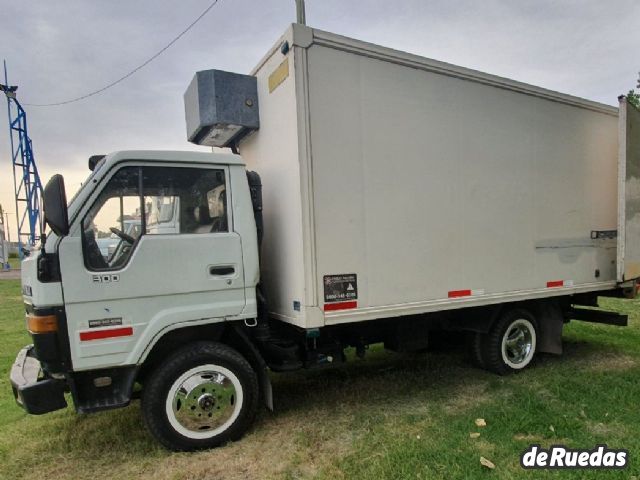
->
xmin=141 ymin=341 xmax=259 ymax=451
xmin=478 ymin=308 xmax=538 ymax=375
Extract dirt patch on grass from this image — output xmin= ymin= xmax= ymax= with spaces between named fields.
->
xmin=472 ymin=438 xmax=496 ymax=457
xmin=586 ymin=353 xmax=637 ymax=372
xmin=5 ymin=407 xmax=359 ymax=480
xmin=143 ymin=408 xmax=359 ymax=480
xmin=512 ymin=433 xmax=570 ymax=449
xmin=586 ymin=420 xmax=627 ymax=438
xmin=442 ymin=381 xmax=491 ymax=414
xmin=513 ymin=433 xmax=544 ymax=442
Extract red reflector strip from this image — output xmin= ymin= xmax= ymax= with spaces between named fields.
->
xmin=324 ymin=301 xmax=357 ymax=311
xmin=448 ymin=289 xmax=472 ymax=298
xmin=448 ymin=289 xmax=485 ymax=299
xmin=80 ymin=327 xmax=133 ymax=341
xmin=546 ymin=280 xmax=573 ymax=288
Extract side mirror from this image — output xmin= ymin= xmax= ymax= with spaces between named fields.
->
xmin=43 ymin=174 xmax=69 ymax=237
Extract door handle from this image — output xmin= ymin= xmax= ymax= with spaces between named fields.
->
xmin=209 ymin=266 xmax=235 ymax=276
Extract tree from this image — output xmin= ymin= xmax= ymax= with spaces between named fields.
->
xmin=628 ymin=89 xmax=640 ymax=109
xmin=627 ymin=72 xmax=640 ymax=109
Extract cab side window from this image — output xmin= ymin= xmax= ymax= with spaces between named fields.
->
xmin=82 ymin=167 xmax=142 ymax=271
xmin=82 ymin=165 xmax=228 ymax=272
xmin=143 ymin=167 xmax=227 ymax=235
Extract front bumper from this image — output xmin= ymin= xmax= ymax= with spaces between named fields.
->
xmin=10 ymin=345 xmax=67 ymax=415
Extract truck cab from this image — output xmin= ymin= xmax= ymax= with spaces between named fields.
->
xmin=12 ymin=150 xmax=265 ymax=450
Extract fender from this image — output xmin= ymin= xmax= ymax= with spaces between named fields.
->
xmin=139 ymin=321 xmax=273 ymax=410
xmin=449 ymin=304 xmax=503 ymax=333
xmin=138 ymin=318 xmax=226 ymax=365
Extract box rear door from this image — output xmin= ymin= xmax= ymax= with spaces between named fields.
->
xmin=617 ymin=97 xmax=640 ymax=281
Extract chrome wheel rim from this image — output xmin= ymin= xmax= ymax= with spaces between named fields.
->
xmin=165 ymin=364 xmax=242 ymax=439
xmin=501 ymin=319 xmax=536 ymax=369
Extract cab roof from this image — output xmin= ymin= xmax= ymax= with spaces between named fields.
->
xmin=104 ymin=150 xmax=245 ymax=166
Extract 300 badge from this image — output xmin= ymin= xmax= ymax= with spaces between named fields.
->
xmin=92 ymin=274 xmax=120 ymax=283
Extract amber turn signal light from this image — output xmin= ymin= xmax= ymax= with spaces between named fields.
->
xmin=27 ymin=314 xmax=58 ymax=334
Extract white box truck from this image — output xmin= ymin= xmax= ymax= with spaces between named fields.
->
xmin=10 ymin=24 xmax=640 ymax=451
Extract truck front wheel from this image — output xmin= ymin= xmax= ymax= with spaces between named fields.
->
xmin=478 ymin=308 xmax=538 ymax=375
xmin=141 ymin=341 xmax=259 ymax=451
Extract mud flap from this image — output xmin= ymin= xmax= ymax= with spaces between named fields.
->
xmin=536 ymin=302 xmax=564 ymax=355
xmin=229 ymin=325 xmax=274 ymax=411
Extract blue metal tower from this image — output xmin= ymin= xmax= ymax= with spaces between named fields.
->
xmin=1 ymin=61 xmax=43 ymax=257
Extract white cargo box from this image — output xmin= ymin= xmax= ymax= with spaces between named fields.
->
xmin=239 ymin=24 xmax=637 ymax=330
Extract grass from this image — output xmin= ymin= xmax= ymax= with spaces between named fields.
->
xmin=1 ymin=278 xmax=639 ymax=479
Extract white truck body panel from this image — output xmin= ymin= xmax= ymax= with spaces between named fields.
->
xmin=240 ymin=25 xmax=624 ymax=329
xmin=239 ymin=32 xmax=311 ymax=326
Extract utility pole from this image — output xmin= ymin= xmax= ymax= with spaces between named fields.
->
xmin=295 ymin=0 xmax=306 ymax=25
xmin=0 ymin=205 xmax=9 ymax=269
xmin=4 ymin=211 xmax=11 ymax=243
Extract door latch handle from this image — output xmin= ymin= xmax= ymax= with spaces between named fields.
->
xmin=209 ymin=266 xmax=235 ymax=276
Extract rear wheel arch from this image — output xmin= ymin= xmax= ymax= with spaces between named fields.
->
xmin=452 ymin=304 xmax=505 ymax=334
xmin=466 ymin=298 xmax=566 ymax=372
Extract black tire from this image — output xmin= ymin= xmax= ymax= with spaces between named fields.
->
xmin=141 ymin=341 xmax=259 ymax=451
xmin=467 ymin=332 xmax=485 ymax=369
xmin=478 ymin=308 xmax=538 ymax=376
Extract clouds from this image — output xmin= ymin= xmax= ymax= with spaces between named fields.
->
xmin=0 ymin=0 xmax=638 ymax=240
xmin=318 ymin=0 xmax=639 ymax=102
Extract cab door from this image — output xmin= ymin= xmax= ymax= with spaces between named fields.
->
xmin=58 ymin=163 xmax=245 ymax=370
xmin=617 ymin=97 xmax=640 ymax=282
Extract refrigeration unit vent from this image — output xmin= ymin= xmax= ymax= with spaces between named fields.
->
xmin=184 ymin=69 xmax=259 ymax=148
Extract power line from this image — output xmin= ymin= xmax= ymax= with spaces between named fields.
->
xmin=24 ymin=0 xmax=221 ymax=107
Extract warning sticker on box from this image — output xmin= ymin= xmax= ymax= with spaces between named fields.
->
xmin=324 ymin=274 xmax=358 ymax=303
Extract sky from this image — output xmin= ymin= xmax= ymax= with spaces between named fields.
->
xmin=0 ymin=0 xmax=639 ymax=241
